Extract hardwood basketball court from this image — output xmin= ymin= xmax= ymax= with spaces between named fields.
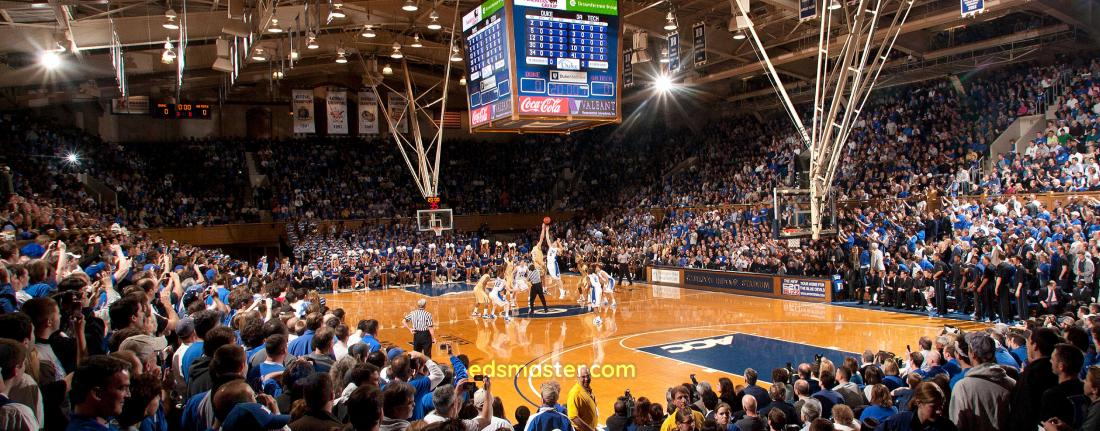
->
xmin=324 ymin=275 xmax=988 ymax=423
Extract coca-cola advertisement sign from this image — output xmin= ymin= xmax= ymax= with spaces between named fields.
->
xmin=519 ymin=96 xmax=568 ymax=116
xmin=470 ymin=106 xmax=491 ymax=126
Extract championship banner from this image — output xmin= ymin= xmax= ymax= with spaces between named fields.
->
xmin=292 ymin=89 xmax=316 ymax=134
xmin=623 ymin=52 xmax=633 ymax=87
xmin=692 ymin=22 xmax=706 ymax=67
xmin=667 ymin=31 xmax=680 ymax=72
xmin=799 ymin=0 xmax=817 ymax=22
xmin=358 ymin=90 xmax=379 ymax=135
xmin=388 ymin=92 xmax=409 ymax=134
xmin=960 ymin=0 xmax=983 ymax=16
xmin=326 ymin=88 xmax=348 ymax=135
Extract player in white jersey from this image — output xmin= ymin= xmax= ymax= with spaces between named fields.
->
xmin=545 ymin=225 xmax=566 ymax=299
xmin=587 ymin=265 xmax=604 ymax=325
xmin=489 ymin=267 xmax=513 ymax=321
xmin=597 ymin=265 xmax=616 ymax=308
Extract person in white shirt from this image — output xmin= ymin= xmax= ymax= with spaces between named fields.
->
xmin=423 ymin=378 xmax=494 ymax=431
xmin=173 ymin=317 xmax=197 ymax=379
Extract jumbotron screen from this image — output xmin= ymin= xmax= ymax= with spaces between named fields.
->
xmin=512 ymin=0 xmax=619 ymax=118
xmin=462 ymin=0 xmax=514 ymax=127
xmin=461 ymin=0 xmax=621 ymax=132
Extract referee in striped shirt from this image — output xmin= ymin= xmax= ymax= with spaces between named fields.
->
xmin=403 ymin=298 xmax=435 ymax=357
xmin=527 ymin=261 xmax=548 ymax=314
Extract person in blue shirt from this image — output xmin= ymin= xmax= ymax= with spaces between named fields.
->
xmin=287 ymin=313 xmax=323 ymax=357
xmin=67 ymin=355 xmax=131 ymax=431
xmin=525 ymin=380 xmax=575 ymax=431
xmin=859 ymin=384 xmax=898 ymax=423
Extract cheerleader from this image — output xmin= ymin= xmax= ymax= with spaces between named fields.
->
xmin=513 ymin=258 xmax=530 ymax=306
xmin=472 ymin=273 xmax=492 ymax=318
xmin=576 ymin=264 xmax=591 ymax=307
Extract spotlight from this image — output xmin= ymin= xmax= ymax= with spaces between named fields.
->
xmin=828 ymin=0 xmax=841 ymax=10
xmin=330 ymin=2 xmax=346 ymax=19
xmin=733 ymin=29 xmax=746 ymax=40
xmin=382 ymin=64 xmax=393 ymax=75
xmin=362 ymin=25 xmax=377 ymax=38
xmin=450 ymin=45 xmax=463 ymax=62
xmin=664 ymin=11 xmax=677 ymax=31
xmin=427 ymin=10 xmax=442 ymax=30
xmin=162 ymin=39 xmax=177 ymax=64
xmin=39 ymin=51 xmax=61 ymax=69
xmin=391 ymin=41 xmax=403 ymax=59
xmin=336 ymin=48 xmax=348 ymax=63
xmin=654 ymin=74 xmax=674 ymax=93
xmin=307 ymin=32 xmax=320 ymax=49
xmin=268 ymin=17 xmax=283 ymax=33
xmin=403 ymin=0 xmax=419 ymax=12
xmin=163 ymin=8 xmax=180 ymax=30
xmin=252 ymin=47 xmax=267 ymax=61
xmin=64 ymin=153 xmax=80 ymax=165
xmin=411 ymin=33 xmax=423 ymax=48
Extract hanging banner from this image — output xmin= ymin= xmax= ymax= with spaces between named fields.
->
xmin=358 ymin=90 xmax=379 ymax=135
xmin=292 ymin=90 xmax=315 ymax=134
xmin=692 ymin=22 xmax=706 ymax=67
xmin=960 ymin=0 xmax=983 ymax=16
xmin=667 ymin=31 xmax=680 ymax=72
xmin=326 ymin=88 xmax=348 ymax=134
xmin=623 ymin=52 xmax=633 ymax=88
xmin=799 ymin=0 xmax=817 ymax=22
xmin=388 ymin=92 xmax=409 ymax=134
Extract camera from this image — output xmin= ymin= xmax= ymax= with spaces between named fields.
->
xmin=621 ymin=390 xmax=636 ymax=418
xmin=814 ymin=354 xmax=823 ymax=364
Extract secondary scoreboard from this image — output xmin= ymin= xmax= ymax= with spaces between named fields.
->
xmin=462 ymin=0 xmax=621 ymax=133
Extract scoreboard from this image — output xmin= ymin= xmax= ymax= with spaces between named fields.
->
xmin=152 ymin=102 xmax=213 ymax=119
xmin=462 ymin=0 xmax=621 ymax=133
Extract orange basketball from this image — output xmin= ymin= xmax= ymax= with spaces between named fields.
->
xmin=543 ymin=216 xmax=551 ymax=224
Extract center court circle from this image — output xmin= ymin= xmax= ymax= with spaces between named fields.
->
xmin=513 ymin=305 xmax=593 ymax=318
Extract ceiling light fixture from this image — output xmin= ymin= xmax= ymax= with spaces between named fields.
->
xmin=733 ymin=29 xmax=746 ymax=40
xmin=402 ymin=0 xmax=419 ymax=12
xmin=427 ymin=10 xmax=442 ymax=30
xmin=330 ymin=2 xmax=346 ymax=19
xmin=336 ymin=48 xmax=348 ymax=63
xmin=163 ymin=8 xmax=179 ymax=30
xmin=459 ymin=75 xmax=466 ymax=86
xmin=362 ymin=25 xmax=377 ymax=38
xmin=273 ymin=70 xmax=285 ymax=79
xmin=289 ymin=49 xmax=300 ymax=60
xmin=391 ymin=41 xmax=403 ymax=58
xmin=828 ymin=0 xmax=842 ymax=10
xmin=39 ymin=50 xmax=61 ymax=69
xmin=450 ymin=44 xmax=463 ymax=62
xmin=664 ymin=11 xmax=677 ymax=31
xmin=252 ymin=47 xmax=267 ymax=61
xmin=411 ymin=33 xmax=423 ymax=48
xmin=161 ymin=38 xmax=177 ymax=64
xmin=268 ymin=17 xmax=283 ymax=33
xmin=307 ymin=32 xmax=320 ymax=49
xmin=382 ymin=63 xmax=394 ymax=75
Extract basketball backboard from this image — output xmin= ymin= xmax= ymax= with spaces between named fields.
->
xmin=417 ymin=209 xmax=454 ymax=236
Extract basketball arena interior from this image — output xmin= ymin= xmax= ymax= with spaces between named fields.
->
xmin=2 ymin=0 xmax=1100 ymax=430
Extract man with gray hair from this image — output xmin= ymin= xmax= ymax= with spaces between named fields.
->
xmin=949 ymin=332 xmax=1016 ymax=431
xmin=526 ymin=381 xmax=574 ymax=431
xmin=798 ymin=398 xmax=822 ymax=431
xmin=424 ymin=378 xmax=494 ymax=431
xmin=402 ymin=298 xmax=435 ymax=357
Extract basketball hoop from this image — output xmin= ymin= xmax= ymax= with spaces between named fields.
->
xmin=431 ymin=226 xmax=444 ymax=237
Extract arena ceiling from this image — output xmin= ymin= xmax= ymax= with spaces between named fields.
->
xmin=0 ymin=0 xmax=1094 ymax=110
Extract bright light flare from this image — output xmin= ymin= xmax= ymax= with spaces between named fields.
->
xmin=39 ymin=51 xmax=61 ymax=69
xmin=64 ymin=152 xmax=80 ymax=165
xmin=654 ymin=74 xmax=674 ymax=93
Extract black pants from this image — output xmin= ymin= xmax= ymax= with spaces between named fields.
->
xmin=935 ymin=281 xmax=947 ymax=315
xmin=957 ymin=288 xmax=971 ymax=315
xmin=529 ymin=283 xmax=548 ymax=312
xmin=983 ymin=287 xmax=997 ymax=321
xmin=1016 ymin=287 xmax=1029 ymax=321
xmin=997 ymin=287 xmax=1012 ymax=322
xmin=412 ymin=330 xmax=433 ymax=358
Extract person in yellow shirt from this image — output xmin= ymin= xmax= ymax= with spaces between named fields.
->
xmin=661 ymin=386 xmax=705 ymax=431
xmin=567 ymin=365 xmax=598 ymax=431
